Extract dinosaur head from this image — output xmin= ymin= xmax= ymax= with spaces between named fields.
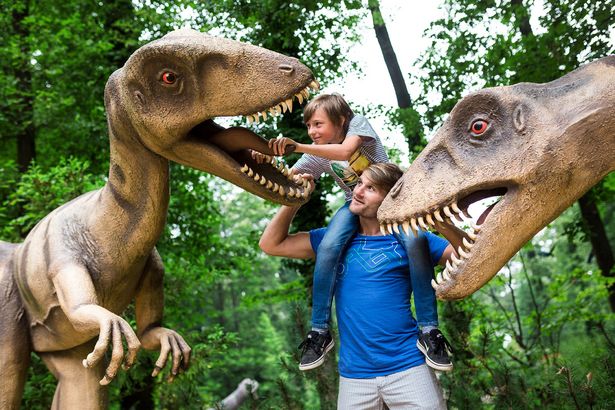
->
xmin=106 ymin=28 xmax=318 ymax=205
xmin=378 ymin=56 xmax=615 ymax=300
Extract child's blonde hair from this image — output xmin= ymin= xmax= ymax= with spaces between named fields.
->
xmin=303 ymin=93 xmax=354 ymax=134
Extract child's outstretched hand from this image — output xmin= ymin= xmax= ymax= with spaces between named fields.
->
xmin=269 ymin=137 xmax=297 ymax=156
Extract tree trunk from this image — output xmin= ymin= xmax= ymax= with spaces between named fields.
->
xmin=578 ymin=192 xmax=615 ymax=312
xmin=12 ymin=2 xmax=36 ymax=172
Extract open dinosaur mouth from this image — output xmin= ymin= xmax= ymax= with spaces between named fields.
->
xmin=187 ymin=80 xmax=319 ymax=203
xmin=379 ymin=186 xmax=508 ymax=288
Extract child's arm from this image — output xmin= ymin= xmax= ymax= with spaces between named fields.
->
xmin=269 ymin=135 xmax=363 ymax=161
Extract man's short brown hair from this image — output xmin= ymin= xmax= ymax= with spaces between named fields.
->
xmin=362 ymin=163 xmax=404 ymax=193
xmin=303 ymin=93 xmax=354 ymax=134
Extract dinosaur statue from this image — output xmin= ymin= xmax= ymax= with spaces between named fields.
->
xmin=0 ymin=29 xmax=317 ymax=409
xmin=377 ymin=55 xmax=615 ymax=300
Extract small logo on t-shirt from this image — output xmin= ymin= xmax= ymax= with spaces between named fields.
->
xmin=331 ymin=149 xmax=371 ymax=188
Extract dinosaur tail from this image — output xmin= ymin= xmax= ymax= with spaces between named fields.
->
xmin=0 ymin=240 xmax=31 ymax=409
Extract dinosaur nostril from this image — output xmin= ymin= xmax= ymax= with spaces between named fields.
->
xmin=390 ymin=180 xmax=403 ymax=198
xmin=279 ymin=64 xmax=294 ymax=76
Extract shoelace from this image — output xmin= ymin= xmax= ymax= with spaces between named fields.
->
xmin=433 ymin=334 xmax=453 ymax=356
xmin=298 ymin=334 xmax=321 ymax=354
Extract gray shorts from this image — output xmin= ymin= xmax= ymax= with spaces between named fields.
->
xmin=337 ymin=364 xmax=446 ymax=409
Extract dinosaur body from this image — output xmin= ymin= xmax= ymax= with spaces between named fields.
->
xmin=378 ymin=56 xmax=615 ymax=300
xmin=0 ymin=29 xmax=316 ymax=409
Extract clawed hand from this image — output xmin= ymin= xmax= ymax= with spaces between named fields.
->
xmin=141 ymin=327 xmax=191 ymax=383
xmin=81 ymin=314 xmax=141 ymax=386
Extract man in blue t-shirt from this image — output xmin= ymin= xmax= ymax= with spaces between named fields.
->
xmin=259 ymin=163 xmax=467 ymax=409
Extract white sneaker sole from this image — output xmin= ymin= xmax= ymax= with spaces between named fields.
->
xmin=299 ymin=340 xmax=335 ymax=371
xmin=416 ymin=340 xmax=453 ymax=372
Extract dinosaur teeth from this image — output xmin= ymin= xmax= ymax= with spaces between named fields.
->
xmin=379 ymin=224 xmax=387 ymax=235
xmin=426 ymin=213 xmax=435 ymax=226
xmin=462 ymin=237 xmax=474 ymax=249
xmin=443 ymin=205 xmax=454 ymax=218
xmin=467 ymin=231 xmax=477 ymax=240
xmin=431 ymin=279 xmax=438 ymax=290
xmin=434 ymin=209 xmax=444 ymax=222
xmin=296 ymin=92 xmax=304 ymax=105
xmin=402 ymin=220 xmax=411 ymax=236
xmin=288 ymin=187 xmax=295 ymax=197
xmin=410 ymin=218 xmax=419 ymax=235
xmin=386 ymin=223 xmax=393 ymax=235
xmin=253 ymin=173 xmax=260 ymax=181
xmin=240 ymin=164 xmax=249 ymax=173
xmin=392 ymin=222 xmax=400 ymax=234
xmin=418 ymin=216 xmax=429 ymax=231
xmin=259 ymin=175 xmax=267 ymax=185
xmin=285 ymin=98 xmax=293 ymax=112
xmin=272 ymin=183 xmax=279 ymax=193
xmin=451 ymin=252 xmax=461 ymax=265
xmin=266 ymin=180 xmax=273 ymax=189
xmin=309 ymin=80 xmax=320 ymax=90
xmin=457 ymin=246 xmax=470 ymax=259
xmin=451 ymin=202 xmax=462 ymax=214
xmin=247 ymin=168 xmax=254 ymax=177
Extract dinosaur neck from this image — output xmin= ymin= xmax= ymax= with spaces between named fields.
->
xmin=99 ymin=119 xmax=170 ymax=251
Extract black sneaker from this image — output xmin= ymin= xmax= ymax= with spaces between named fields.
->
xmin=417 ymin=329 xmax=453 ymax=372
xmin=298 ymin=330 xmax=334 ymax=371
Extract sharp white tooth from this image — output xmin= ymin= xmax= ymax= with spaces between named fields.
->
xmin=380 ymin=224 xmax=386 ymax=235
xmin=418 ymin=216 xmax=429 ymax=230
xmin=458 ymin=246 xmax=470 ymax=259
xmin=452 ymin=257 xmax=460 ymax=268
xmin=253 ymin=173 xmax=260 ymax=181
xmin=443 ymin=206 xmax=454 ymax=218
xmin=266 ymin=180 xmax=273 ymax=189
xmin=296 ymin=93 xmax=304 ymax=104
xmin=431 ymin=279 xmax=438 ymax=290
xmin=301 ymin=88 xmax=310 ymax=99
xmin=471 ymin=221 xmax=482 ymax=232
xmin=436 ymin=271 xmax=443 ymax=284
xmin=387 ymin=223 xmax=393 ymax=235
xmin=254 ymin=114 xmax=260 ymax=124
xmin=273 ymin=183 xmax=279 ymax=193
xmin=309 ymin=80 xmax=320 ymax=90
xmin=434 ymin=209 xmax=444 ymax=222
xmin=261 ymin=111 xmax=267 ymax=120
xmin=442 ymin=268 xmax=451 ymax=282
xmin=247 ymin=168 xmax=254 ymax=177
xmin=259 ymin=176 xmax=267 ymax=185
xmin=285 ymin=98 xmax=293 ymax=112
xmin=451 ymin=202 xmax=462 ymax=214
xmin=275 ymin=105 xmax=282 ymax=115
xmin=445 ymin=259 xmax=454 ymax=272
xmin=241 ymin=164 xmax=249 ymax=173
xmin=451 ymin=252 xmax=461 ymax=265
xmin=463 ymin=237 xmax=474 ymax=249
xmin=410 ymin=218 xmax=419 ymax=235
xmin=392 ymin=222 xmax=400 ymax=234
xmin=279 ymin=186 xmax=285 ymax=196
xmin=402 ymin=220 xmax=410 ymax=235
xmin=247 ymin=115 xmax=254 ymax=124
xmin=280 ymin=101 xmax=288 ymax=113
xmin=288 ymin=187 xmax=295 ymax=197
xmin=468 ymin=231 xmax=477 ymax=240
xmin=426 ymin=214 xmax=435 ymax=226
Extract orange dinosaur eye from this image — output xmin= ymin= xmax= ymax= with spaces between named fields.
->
xmin=470 ymin=119 xmax=488 ymax=136
xmin=161 ymin=71 xmax=177 ymax=84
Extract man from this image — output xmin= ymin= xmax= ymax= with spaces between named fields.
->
xmin=259 ymin=163 xmax=466 ymax=409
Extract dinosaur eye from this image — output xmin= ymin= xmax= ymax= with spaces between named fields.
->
xmin=161 ymin=71 xmax=177 ymax=84
xmin=470 ymin=119 xmax=488 ymax=136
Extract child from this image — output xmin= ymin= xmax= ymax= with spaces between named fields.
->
xmin=266 ymin=94 xmax=453 ymax=372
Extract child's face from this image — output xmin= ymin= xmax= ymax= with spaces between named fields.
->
xmin=305 ymin=108 xmax=344 ymax=145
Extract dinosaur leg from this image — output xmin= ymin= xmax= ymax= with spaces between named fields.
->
xmin=39 ymin=340 xmax=108 ymax=410
xmin=0 ymin=252 xmax=31 ymax=410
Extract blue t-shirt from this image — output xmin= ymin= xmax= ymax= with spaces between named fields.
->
xmin=309 ymin=229 xmax=448 ymax=378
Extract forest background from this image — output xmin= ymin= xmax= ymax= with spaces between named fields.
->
xmin=1 ymin=0 xmax=614 ymax=409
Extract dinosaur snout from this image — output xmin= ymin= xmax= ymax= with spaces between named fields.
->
xmin=278 ymin=64 xmax=295 ymax=76
xmin=389 ymin=179 xmax=403 ymax=198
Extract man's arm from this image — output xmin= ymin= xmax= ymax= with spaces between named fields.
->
xmin=259 ymin=206 xmax=315 ymax=259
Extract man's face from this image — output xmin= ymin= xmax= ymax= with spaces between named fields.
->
xmin=349 ymin=173 xmax=388 ymax=218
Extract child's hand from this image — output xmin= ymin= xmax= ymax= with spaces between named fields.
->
xmin=268 ymin=137 xmax=297 ymax=156
xmin=250 ymin=149 xmax=269 ymax=164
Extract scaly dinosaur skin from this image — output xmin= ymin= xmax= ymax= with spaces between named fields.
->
xmin=0 ymin=29 xmax=316 ymax=409
xmin=378 ymin=56 xmax=615 ymax=300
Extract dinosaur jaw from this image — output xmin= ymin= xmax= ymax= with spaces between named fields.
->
xmin=169 ymin=82 xmax=319 ymax=206
xmin=378 ymin=184 xmax=525 ymax=300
